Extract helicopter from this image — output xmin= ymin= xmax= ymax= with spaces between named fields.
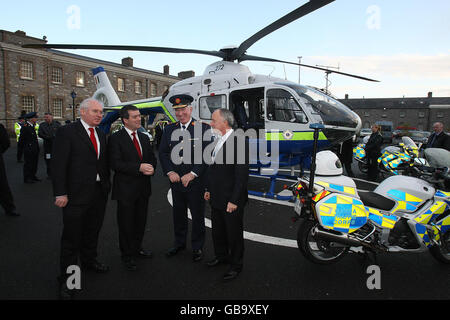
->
xmin=24 ymin=0 xmax=379 ymax=201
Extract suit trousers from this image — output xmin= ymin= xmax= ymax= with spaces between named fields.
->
xmin=117 ymin=195 xmax=149 ymax=260
xmin=211 ymin=206 xmax=244 ymax=271
xmin=23 ymin=145 xmax=39 ymax=181
xmin=171 ymin=187 xmax=205 ymax=251
xmin=60 ymin=183 xmax=107 ymax=277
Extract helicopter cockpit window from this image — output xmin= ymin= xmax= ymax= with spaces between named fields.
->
xmin=199 ymin=94 xmax=227 ymax=120
xmin=266 ymin=89 xmax=308 ymax=124
xmin=280 ymin=82 xmax=360 ymax=129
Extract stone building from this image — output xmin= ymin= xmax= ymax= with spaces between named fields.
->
xmin=0 ymin=29 xmax=191 ymax=134
xmin=340 ymin=93 xmax=450 ymax=131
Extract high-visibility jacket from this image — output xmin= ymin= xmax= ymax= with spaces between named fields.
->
xmin=14 ymin=122 xmax=22 ymax=142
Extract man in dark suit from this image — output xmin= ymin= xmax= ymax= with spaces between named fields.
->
xmin=159 ymin=94 xmax=211 ymax=262
xmin=0 ymin=123 xmax=19 ymax=217
xmin=109 ymin=105 xmax=157 ymax=271
xmin=52 ymin=98 xmax=111 ymax=299
xmin=204 ymin=109 xmax=249 ymax=281
xmin=426 ymin=122 xmax=450 ymax=151
xmin=19 ymin=112 xmax=40 ymax=183
xmin=38 ymin=112 xmax=61 ymax=179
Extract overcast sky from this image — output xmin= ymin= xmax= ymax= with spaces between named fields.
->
xmin=1 ymin=0 xmax=449 ymax=99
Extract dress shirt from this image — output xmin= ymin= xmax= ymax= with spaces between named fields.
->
xmin=212 ymin=128 xmax=234 ymax=162
xmin=80 ymin=118 xmax=100 ymax=181
xmin=124 ymin=126 xmax=142 ymax=152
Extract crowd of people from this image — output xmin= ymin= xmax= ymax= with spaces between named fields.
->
xmin=1 ymin=95 xmax=249 ymax=300
xmin=1 ymin=95 xmax=449 ymax=300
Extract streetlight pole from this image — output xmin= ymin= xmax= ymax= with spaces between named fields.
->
xmin=297 ymin=56 xmax=302 ymax=84
xmin=70 ymin=89 xmax=77 ymax=121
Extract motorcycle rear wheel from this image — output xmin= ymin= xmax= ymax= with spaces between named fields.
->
xmin=429 ymin=230 xmax=450 ymax=264
xmin=297 ymin=219 xmax=348 ymax=265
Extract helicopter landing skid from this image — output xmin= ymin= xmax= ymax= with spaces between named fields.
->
xmin=248 ymin=171 xmax=298 ymax=203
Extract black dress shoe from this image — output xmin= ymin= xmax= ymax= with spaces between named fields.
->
xmin=192 ymin=249 xmax=203 ymax=262
xmin=24 ymin=179 xmax=36 ymax=184
xmin=122 ymin=258 xmax=137 ymax=271
xmin=138 ymin=249 xmax=153 ymax=259
xmin=5 ymin=211 xmax=20 ymax=217
xmin=32 ymin=177 xmax=41 ymax=182
xmin=82 ymin=261 xmax=110 ymax=273
xmin=166 ymin=246 xmax=185 ymax=257
xmin=206 ymin=258 xmax=226 ymax=267
xmin=223 ymin=269 xmax=241 ymax=281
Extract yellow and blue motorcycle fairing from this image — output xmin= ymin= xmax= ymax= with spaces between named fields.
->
xmin=413 ymin=201 xmax=450 ymax=247
xmin=316 ymin=194 xmax=368 ymax=233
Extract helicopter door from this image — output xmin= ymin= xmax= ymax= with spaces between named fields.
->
xmin=265 ymin=88 xmax=309 ymax=132
xmin=229 ymin=88 xmax=265 ymax=131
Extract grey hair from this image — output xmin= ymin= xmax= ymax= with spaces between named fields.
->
xmin=218 ymin=108 xmax=236 ymax=129
xmin=79 ymin=98 xmax=104 ymax=111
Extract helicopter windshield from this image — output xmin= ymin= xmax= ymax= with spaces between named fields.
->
xmin=279 ymin=83 xmax=360 ymax=129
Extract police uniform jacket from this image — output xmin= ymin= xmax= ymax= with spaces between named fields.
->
xmin=159 ymin=119 xmax=211 ymax=192
xmin=18 ymin=122 xmax=39 ymax=152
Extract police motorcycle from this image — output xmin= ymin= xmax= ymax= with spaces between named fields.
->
xmin=293 ymin=124 xmax=450 ymax=265
xmin=377 ymin=136 xmax=428 ymax=178
xmin=353 ymin=135 xmax=369 ymax=174
xmin=353 ymin=135 xmax=428 ymax=177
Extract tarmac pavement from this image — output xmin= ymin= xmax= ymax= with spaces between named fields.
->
xmin=0 ymin=140 xmax=449 ymax=301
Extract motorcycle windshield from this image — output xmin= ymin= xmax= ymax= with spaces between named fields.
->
xmin=424 ymin=148 xmax=450 ymax=167
xmin=402 ymin=136 xmax=418 ymax=149
xmin=280 ymin=83 xmax=361 ymax=130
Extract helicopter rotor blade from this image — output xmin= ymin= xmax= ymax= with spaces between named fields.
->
xmin=240 ymin=54 xmax=380 ymax=82
xmin=22 ymin=44 xmax=226 ymax=59
xmin=231 ymin=0 xmax=335 ymax=60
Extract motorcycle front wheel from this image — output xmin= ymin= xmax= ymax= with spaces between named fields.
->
xmin=297 ymin=219 xmax=348 ymax=265
xmin=429 ymin=230 xmax=450 ymax=264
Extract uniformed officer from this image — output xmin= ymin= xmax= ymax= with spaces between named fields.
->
xmin=159 ymin=94 xmax=212 ymax=262
xmin=19 ymin=112 xmax=40 ymax=183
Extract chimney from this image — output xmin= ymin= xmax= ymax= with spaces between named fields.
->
xmin=121 ymin=57 xmax=133 ymax=67
xmin=345 ymin=94 xmax=349 ymax=100
xmin=163 ymin=65 xmax=170 ymax=75
xmin=427 ymin=92 xmax=433 ymax=98
xmin=178 ymin=70 xmax=195 ymax=79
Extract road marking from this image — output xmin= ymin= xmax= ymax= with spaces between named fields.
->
xmin=167 ymin=189 xmax=298 ymax=248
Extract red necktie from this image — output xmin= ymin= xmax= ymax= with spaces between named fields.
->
xmin=132 ymin=132 xmax=143 ymax=160
xmin=88 ymin=128 xmax=98 ymax=157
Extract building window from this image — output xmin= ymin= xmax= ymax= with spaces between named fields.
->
xmin=364 ymin=112 xmax=370 ymax=117
xmin=20 ymin=61 xmax=34 ymax=80
xmin=135 ymin=80 xmax=142 ymax=94
xmin=399 ymin=111 xmax=405 ymax=118
xmin=76 ymin=71 xmax=85 ymax=87
xmin=22 ymin=96 xmax=35 ymax=113
xmin=53 ymin=98 xmax=64 ymax=118
xmin=52 ymin=67 xmax=63 ymax=84
xmin=418 ymin=111 xmax=425 ymax=118
xmin=118 ymin=77 xmax=125 ymax=92
xmin=437 ymin=112 xmax=444 ymax=118
xmin=150 ymin=83 xmax=157 ymax=96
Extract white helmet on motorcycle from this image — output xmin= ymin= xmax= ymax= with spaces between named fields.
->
xmin=315 ymin=150 xmax=343 ymax=176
